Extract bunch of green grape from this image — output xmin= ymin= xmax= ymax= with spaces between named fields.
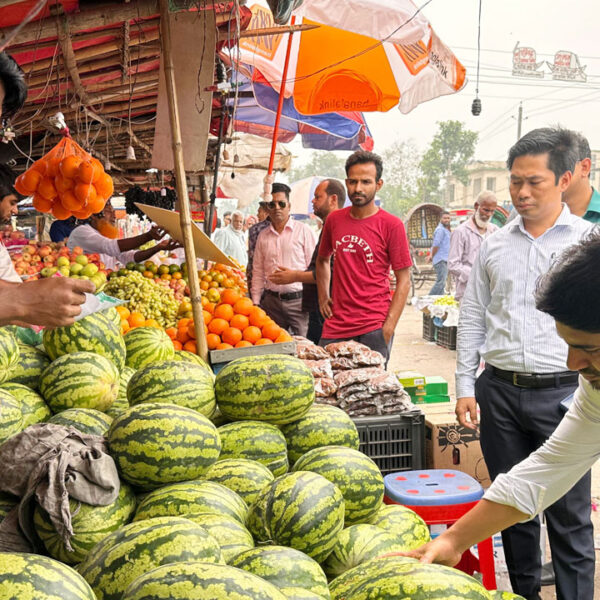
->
xmin=105 ymin=270 xmax=179 ymax=327
xmin=433 ymin=295 xmax=459 ymax=308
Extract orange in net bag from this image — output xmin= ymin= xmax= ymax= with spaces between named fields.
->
xmin=14 ymin=137 xmax=114 ymax=220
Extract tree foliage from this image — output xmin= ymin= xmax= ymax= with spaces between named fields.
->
xmin=418 ymin=120 xmax=478 ymax=203
xmin=378 ymin=140 xmax=421 ymax=217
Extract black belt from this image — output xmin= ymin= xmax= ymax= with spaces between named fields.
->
xmin=487 ymin=365 xmax=578 ymax=389
xmin=264 ymin=289 xmax=303 ymax=301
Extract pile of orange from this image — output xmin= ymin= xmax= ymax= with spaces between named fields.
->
xmin=15 ymin=137 xmax=114 ymax=220
xmin=197 ymin=263 xmax=248 ymax=296
xmin=170 ymin=288 xmax=292 ymax=351
xmin=116 ymin=306 xmax=161 ymax=335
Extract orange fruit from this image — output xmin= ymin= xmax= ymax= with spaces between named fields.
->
xmin=51 ymin=202 xmax=71 ymax=220
xmin=230 ymin=314 xmax=249 ymax=330
xmin=204 ymin=302 xmax=215 ymax=315
xmin=233 ymin=297 xmax=254 ymax=316
xmin=20 ymin=169 xmax=43 ymax=194
xmin=216 ymin=342 xmax=234 ymax=350
xmin=208 ymin=318 xmax=228 ymax=335
xmin=30 ymin=159 xmax=47 ymax=176
xmin=200 ymin=281 xmax=209 ymax=291
xmin=60 ymin=190 xmax=83 ymax=212
xmin=206 ymin=333 xmax=221 ymax=350
xmin=46 ymin=157 xmax=62 ymax=178
xmin=59 ymin=155 xmax=82 ymax=179
xmin=128 ymin=312 xmax=145 ymax=328
xmin=262 ymin=321 xmax=282 ymax=341
xmin=255 ymin=338 xmax=274 ymax=345
xmin=32 ymin=193 xmax=54 ymax=213
xmin=116 ymin=305 xmax=130 ymax=319
xmin=242 ymin=325 xmax=262 ymax=344
xmin=202 ymin=310 xmax=212 ymax=325
xmin=214 ymin=303 xmax=234 ymax=322
xmin=178 ymin=318 xmax=192 ymax=329
xmin=165 ymin=327 xmax=177 ymax=340
xmin=77 ymin=160 xmax=95 ymax=184
xmin=209 ymin=281 xmax=219 ymax=289
xmin=120 ymin=319 xmax=130 ymax=335
xmin=72 ymin=207 xmax=93 ymax=220
xmin=38 ymin=177 xmax=57 ymax=200
xmin=183 ymin=340 xmax=197 ymax=353
xmin=221 ymin=288 xmax=241 ymax=306
xmin=178 ymin=327 xmax=191 ymax=343
xmin=74 ymin=182 xmax=96 ymax=205
xmin=144 ymin=319 xmax=160 ymax=328
xmin=235 ymin=340 xmax=253 ymax=348
xmin=54 ymin=175 xmax=74 ymax=194
xmin=94 ymin=172 xmax=114 ymax=200
xmin=222 ymin=326 xmax=243 ymax=346
xmin=172 ymin=340 xmax=183 ymax=351
xmin=249 ymin=307 xmax=268 ymax=328
xmin=86 ymin=191 xmax=104 ymax=214
xmin=89 ymin=158 xmax=105 ymax=183
xmin=200 ymin=297 xmax=209 ymax=308
xmin=275 ymin=331 xmax=293 ymax=343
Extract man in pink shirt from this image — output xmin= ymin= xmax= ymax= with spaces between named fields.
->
xmin=251 ymin=182 xmax=317 ymax=336
xmin=447 ymin=191 xmax=498 ymax=301
xmin=316 ymin=151 xmax=412 ymax=362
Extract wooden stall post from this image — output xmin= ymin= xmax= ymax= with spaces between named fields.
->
xmin=158 ymin=0 xmax=208 ymax=360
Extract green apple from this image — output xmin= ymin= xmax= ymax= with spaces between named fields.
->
xmin=81 ymin=263 xmax=99 ymax=277
xmin=75 ymin=254 xmax=88 ymax=266
xmin=56 ymin=256 xmax=70 ymax=268
xmin=59 ymin=266 xmax=70 ymax=276
xmin=70 ymin=263 xmax=84 ymax=275
xmin=79 ymin=275 xmax=89 ymax=281
xmin=40 ymin=267 xmax=53 ymax=278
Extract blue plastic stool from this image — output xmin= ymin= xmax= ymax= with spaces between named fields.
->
xmin=384 ymin=469 xmax=496 ymax=590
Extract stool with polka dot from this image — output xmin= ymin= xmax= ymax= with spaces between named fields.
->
xmin=383 ymin=469 xmax=496 ymax=591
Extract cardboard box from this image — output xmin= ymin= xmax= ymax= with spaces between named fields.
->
xmin=425 ymin=411 xmax=491 ymax=488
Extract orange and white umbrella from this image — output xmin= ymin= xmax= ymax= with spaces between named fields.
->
xmin=237 ymin=0 xmax=466 ymax=116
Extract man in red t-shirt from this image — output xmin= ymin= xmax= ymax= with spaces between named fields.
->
xmin=316 ymin=151 xmax=412 ymax=362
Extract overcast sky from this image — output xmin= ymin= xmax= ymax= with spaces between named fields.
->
xmin=252 ymin=0 xmax=600 ymax=166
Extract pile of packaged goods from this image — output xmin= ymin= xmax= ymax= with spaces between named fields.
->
xmin=295 ymin=338 xmax=413 ymax=417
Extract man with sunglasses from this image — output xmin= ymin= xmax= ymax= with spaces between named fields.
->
xmin=316 ymin=151 xmax=412 ymax=363
xmin=251 ymin=182 xmax=316 ymax=336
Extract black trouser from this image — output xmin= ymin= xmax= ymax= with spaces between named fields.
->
xmin=319 ymin=327 xmax=393 ymax=365
xmin=306 ymin=310 xmax=324 ymax=345
xmin=475 ymin=368 xmax=594 ymax=600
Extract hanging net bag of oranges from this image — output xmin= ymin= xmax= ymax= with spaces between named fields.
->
xmin=14 ymin=136 xmax=114 ymax=220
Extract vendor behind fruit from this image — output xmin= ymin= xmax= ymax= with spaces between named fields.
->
xmin=67 ymin=200 xmax=180 ymax=270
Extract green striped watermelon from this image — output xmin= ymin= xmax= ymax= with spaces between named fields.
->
xmin=215 ymin=354 xmax=314 ymax=425
xmin=33 ymin=483 xmax=136 ymax=564
xmin=280 ymin=405 xmax=360 ymax=466
xmin=0 ymin=491 xmax=18 ymax=520
xmin=124 ymin=327 xmax=174 ymax=370
xmin=42 ymin=311 xmax=126 ymax=371
xmin=205 ymin=458 xmax=274 ymax=506
xmin=105 ymin=395 xmax=129 ymax=420
xmin=7 ymin=343 xmax=50 ymax=390
xmin=40 ymin=352 xmax=119 ymax=412
xmin=329 ymin=554 xmax=492 ymax=600
xmin=48 ymin=408 xmax=113 ymax=436
xmin=121 ymin=561 xmax=287 ymax=600
xmin=107 ymin=403 xmax=221 ymax=490
xmin=118 ymin=365 xmax=135 ymax=398
xmin=0 ymin=327 xmax=19 ymax=384
xmin=1 ymin=381 xmax=51 ymax=428
xmin=0 ymin=388 xmax=22 ymax=443
xmin=491 ymin=593 xmax=526 ymax=600
xmin=134 ymin=480 xmax=247 ymax=525
xmin=103 ymin=307 xmax=122 ymax=329
xmin=279 ymin=589 xmax=325 ymax=600
xmin=322 ymin=524 xmax=410 ymax=578
xmin=78 ymin=516 xmax=222 ymax=600
xmin=185 ymin=513 xmax=253 ymax=563
xmin=293 ymin=446 xmax=383 ymax=525
xmin=127 ymin=359 xmax=216 ymax=417
xmin=230 ymin=546 xmax=330 ymax=600
xmin=210 ymin=405 xmax=230 ymax=427
xmin=368 ymin=504 xmax=431 ymax=549
xmin=218 ymin=420 xmax=288 ymax=476
xmin=174 ymin=350 xmax=213 ymax=374
xmin=248 ymin=471 xmax=345 ymax=563
xmin=0 ymin=552 xmax=96 ymax=600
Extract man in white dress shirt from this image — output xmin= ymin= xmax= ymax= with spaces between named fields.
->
xmin=407 ymin=230 xmax=600 ymax=599
xmin=454 ymin=128 xmax=595 ymax=600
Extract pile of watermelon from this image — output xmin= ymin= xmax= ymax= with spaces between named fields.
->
xmin=0 ymin=315 xmax=521 ymax=600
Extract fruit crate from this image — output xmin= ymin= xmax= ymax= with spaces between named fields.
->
xmin=209 ymin=341 xmax=297 ymax=374
xmin=352 ymin=411 xmax=425 ymax=475
xmin=434 ymin=325 xmax=457 ymax=351
xmin=422 ymin=313 xmax=435 ymax=342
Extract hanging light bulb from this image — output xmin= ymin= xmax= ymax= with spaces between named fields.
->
xmin=126 ymin=145 xmax=136 ymax=160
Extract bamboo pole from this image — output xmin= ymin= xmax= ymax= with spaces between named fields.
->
xmin=158 ymin=0 xmax=208 ymax=361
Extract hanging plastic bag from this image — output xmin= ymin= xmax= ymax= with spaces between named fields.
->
xmin=14 ymin=137 xmax=114 ymax=221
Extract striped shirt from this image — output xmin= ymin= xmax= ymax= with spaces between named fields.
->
xmin=456 ymin=204 xmax=595 ymax=398
xmin=0 ymin=243 xmax=20 ymax=282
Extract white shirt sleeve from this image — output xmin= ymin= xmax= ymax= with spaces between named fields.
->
xmin=484 ymin=377 xmax=600 ymax=518
xmin=68 ymin=225 xmax=137 ymax=265
xmin=0 ymin=244 xmax=21 ymax=282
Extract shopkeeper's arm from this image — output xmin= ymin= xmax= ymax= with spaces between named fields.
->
xmin=132 ymin=238 xmax=181 ymax=264
xmin=382 ymin=268 xmax=410 ymax=344
xmin=117 ymin=225 xmax=166 ymax=252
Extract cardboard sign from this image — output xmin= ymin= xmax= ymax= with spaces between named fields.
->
xmin=135 ymin=203 xmax=236 ymax=267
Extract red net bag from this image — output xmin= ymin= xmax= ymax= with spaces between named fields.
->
xmin=14 ymin=137 xmax=114 ymax=220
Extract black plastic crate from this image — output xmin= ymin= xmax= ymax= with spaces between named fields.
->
xmin=352 ymin=411 xmax=425 ymax=475
xmin=422 ymin=313 xmax=435 ymax=342
xmin=435 ymin=325 xmax=457 ymax=350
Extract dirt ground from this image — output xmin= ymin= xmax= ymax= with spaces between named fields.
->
xmin=389 ymin=305 xmax=600 ymax=600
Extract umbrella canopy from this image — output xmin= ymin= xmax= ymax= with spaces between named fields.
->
xmin=228 ymin=68 xmax=373 ymax=151
xmin=237 ymin=1 xmax=466 ymax=116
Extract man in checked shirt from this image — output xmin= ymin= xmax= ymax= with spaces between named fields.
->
xmin=455 ymin=128 xmax=596 ymax=600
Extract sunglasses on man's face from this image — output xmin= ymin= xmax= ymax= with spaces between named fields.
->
xmin=267 ymin=201 xmax=288 ymax=210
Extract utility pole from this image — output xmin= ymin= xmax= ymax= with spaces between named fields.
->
xmin=517 ymin=102 xmax=523 ymax=140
